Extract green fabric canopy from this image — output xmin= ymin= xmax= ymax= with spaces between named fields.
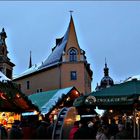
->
xmin=73 ymin=79 xmax=140 ymax=109
xmin=28 ymin=87 xmax=78 ymax=115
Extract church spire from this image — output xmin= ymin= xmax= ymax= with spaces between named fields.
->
xmin=29 ymin=51 xmax=32 ymax=68
xmin=104 ymin=58 xmax=109 ymax=76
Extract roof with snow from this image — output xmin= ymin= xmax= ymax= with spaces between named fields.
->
xmin=124 ymin=75 xmax=140 ymax=82
xmin=39 ymin=27 xmax=69 ymax=70
xmin=13 ymin=16 xmax=74 ymax=80
xmin=13 ymin=63 xmax=41 ymax=79
xmin=27 ymin=86 xmax=79 ymax=115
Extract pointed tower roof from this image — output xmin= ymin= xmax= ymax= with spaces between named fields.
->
xmin=0 ymin=28 xmax=7 ymax=38
xmin=39 ymin=14 xmax=78 ymax=70
xmin=97 ymin=59 xmax=114 ymax=90
xmin=29 ymin=51 xmax=32 ymax=68
xmin=104 ymin=58 xmax=109 ymax=76
xmin=14 ymin=14 xmax=92 ymax=80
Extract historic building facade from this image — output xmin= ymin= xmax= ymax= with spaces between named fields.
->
xmin=13 ymin=15 xmax=93 ymax=95
xmin=0 ymin=28 xmax=15 ymax=79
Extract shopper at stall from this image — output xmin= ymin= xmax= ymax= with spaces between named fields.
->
xmin=115 ymin=123 xmax=133 ymax=139
xmin=69 ymin=121 xmax=79 ymax=139
xmin=73 ymin=118 xmax=94 ymax=139
xmin=9 ymin=121 xmax=23 ymax=139
xmin=36 ymin=120 xmax=50 ymax=139
xmin=0 ymin=124 xmax=8 ymax=139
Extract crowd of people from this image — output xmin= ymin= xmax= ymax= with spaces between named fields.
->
xmin=0 ymin=115 xmax=135 ymax=139
xmin=0 ymin=118 xmax=54 ymax=139
xmin=69 ymin=116 xmax=134 ymax=139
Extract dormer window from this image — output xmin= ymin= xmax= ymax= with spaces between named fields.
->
xmin=69 ymin=48 xmax=77 ymax=62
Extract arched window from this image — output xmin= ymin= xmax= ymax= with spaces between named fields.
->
xmin=69 ymin=48 xmax=77 ymax=62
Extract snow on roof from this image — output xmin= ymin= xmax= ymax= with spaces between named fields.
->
xmin=14 ymin=16 xmax=73 ymax=79
xmin=0 ymin=71 xmax=10 ymax=82
xmin=124 ymin=75 xmax=140 ymax=82
xmin=39 ymin=27 xmax=69 ymax=69
xmin=41 ymin=87 xmax=73 ymax=115
xmin=14 ymin=21 xmax=69 ymax=80
xmin=24 ymin=87 xmax=74 ymax=116
xmin=13 ymin=63 xmax=41 ymax=79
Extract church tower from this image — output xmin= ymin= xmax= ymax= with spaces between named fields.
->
xmin=13 ymin=14 xmax=93 ymax=95
xmin=96 ymin=60 xmax=114 ymax=91
xmin=0 ymin=28 xmax=15 ymax=79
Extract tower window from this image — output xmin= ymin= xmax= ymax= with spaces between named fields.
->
xmin=26 ymin=81 xmax=30 ymax=90
xmin=6 ymin=69 xmax=12 ymax=79
xmin=69 ymin=48 xmax=77 ymax=62
xmin=70 ymin=71 xmax=77 ymax=80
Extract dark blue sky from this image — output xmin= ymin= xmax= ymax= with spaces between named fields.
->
xmin=1 ymin=1 xmax=140 ymax=90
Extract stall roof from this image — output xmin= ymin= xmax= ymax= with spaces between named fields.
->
xmin=28 ymin=86 xmax=78 ymax=115
xmin=92 ymin=79 xmax=140 ymax=97
xmin=74 ymin=79 xmax=140 ymax=109
xmin=0 ymin=81 xmax=38 ymax=112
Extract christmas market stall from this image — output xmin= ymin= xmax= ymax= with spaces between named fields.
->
xmin=24 ymin=86 xmax=80 ymax=120
xmin=0 ymin=72 xmax=39 ymax=128
xmin=22 ymin=87 xmax=80 ymax=139
xmin=74 ymin=79 xmax=140 ymax=139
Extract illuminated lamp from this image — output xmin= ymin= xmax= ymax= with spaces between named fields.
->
xmin=109 ymin=110 xmax=113 ymax=113
xmin=33 ymin=110 xmax=38 ymax=115
xmin=70 ymin=90 xmax=80 ymax=99
xmin=54 ymin=115 xmax=57 ymax=120
xmin=66 ymin=97 xmax=70 ymax=101
xmin=136 ymin=116 xmax=139 ymax=125
xmin=0 ymin=93 xmax=7 ymax=100
xmin=52 ymin=110 xmax=56 ymax=114
xmin=75 ymin=115 xmax=80 ymax=121
xmin=75 ymin=91 xmax=79 ymax=95
xmin=16 ymin=93 xmax=20 ymax=98
xmin=39 ymin=115 xmax=43 ymax=121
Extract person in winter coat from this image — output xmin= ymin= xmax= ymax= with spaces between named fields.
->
xmin=36 ymin=121 xmax=50 ymax=139
xmin=73 ymin=118 xmax=94 ymax=139
xmin=0 ymin=124 xmax=8 ymax=139
xmin=96 ymin=127 xmax=108 ymax=140
xmin=9 ymin=122 xmax=23 ymax=139
xmin=115 ymin=123 xmax=133 ymax=139
xmin=69 ymin=121 xmax=79 ymax=139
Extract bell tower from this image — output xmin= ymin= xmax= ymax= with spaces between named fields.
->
xmin=0 ymin=28 xmax=15 ymax=79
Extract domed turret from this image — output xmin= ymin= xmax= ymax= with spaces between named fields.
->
xmin=96 ymin=60 xmax=114 ymax=91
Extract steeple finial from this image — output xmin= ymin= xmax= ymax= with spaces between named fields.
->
xmin=29 ymin=51 xmax=32 ymax=68
xmin=105 ymin=57 xmax=107 ymax=68
xmin=1 ymin=28 xmax=7 ymax=39
xmin=2 ymin=28 xmax=5 ymax=32
xmin=104 ymin=58 xmax=109 ymax=76
xmin=69 ymin=10 xmax=74 ymax=17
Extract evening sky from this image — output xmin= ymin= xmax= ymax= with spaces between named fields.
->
xmin=0 ymin=1 xmax=140 ymax=91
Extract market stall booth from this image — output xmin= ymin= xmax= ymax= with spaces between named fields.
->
xmin=0 ymin=72 xmax=38 ymax=128
xmin=74 ymin=79 xmax=140 ymax=139
xmin=25 ymin=86 xmax=80 ymax=121
xmin=21 ymin=87 xmax=80 ymax=139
